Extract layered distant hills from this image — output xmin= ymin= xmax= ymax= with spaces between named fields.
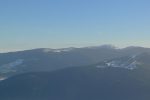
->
xmin=0 ymin=45 xmax=150 ymax=100
xmin=0 ymin=45 xmax=150 ymax=78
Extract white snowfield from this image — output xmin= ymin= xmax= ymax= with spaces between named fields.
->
xmin=96 ymin=56 xmax=140 ymax=70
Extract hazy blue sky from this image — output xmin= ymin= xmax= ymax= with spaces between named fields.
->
xmin=0 ymin=0 xmax=150 ymax=52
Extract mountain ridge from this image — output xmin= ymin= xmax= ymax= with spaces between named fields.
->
xmin=0 ymin=45 xmax=150 ymax=79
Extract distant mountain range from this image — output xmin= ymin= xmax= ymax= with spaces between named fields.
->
xmin=0 ymin=45 xmax=150 ymax=100
xmin=0 ymin=52 xmax=150 ymax=100
xmin=0 ymin=45 xmax=150 ymax=79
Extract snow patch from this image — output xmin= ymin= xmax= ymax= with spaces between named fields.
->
xmin=8 ymin=59 xmax=24 ymax=67
xmin=0 ymin=77 xmax=7 ymax=81
xmin=0 ymin=59 xmax=24 ymax=73
xmin=96 ymin=56 xmax=140 ymax=70
xmin=43 ymin=48 xmax=74 ymax=53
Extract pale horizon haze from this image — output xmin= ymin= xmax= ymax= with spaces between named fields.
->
xmin=0 ymin=0 xmax=150 ymax=52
